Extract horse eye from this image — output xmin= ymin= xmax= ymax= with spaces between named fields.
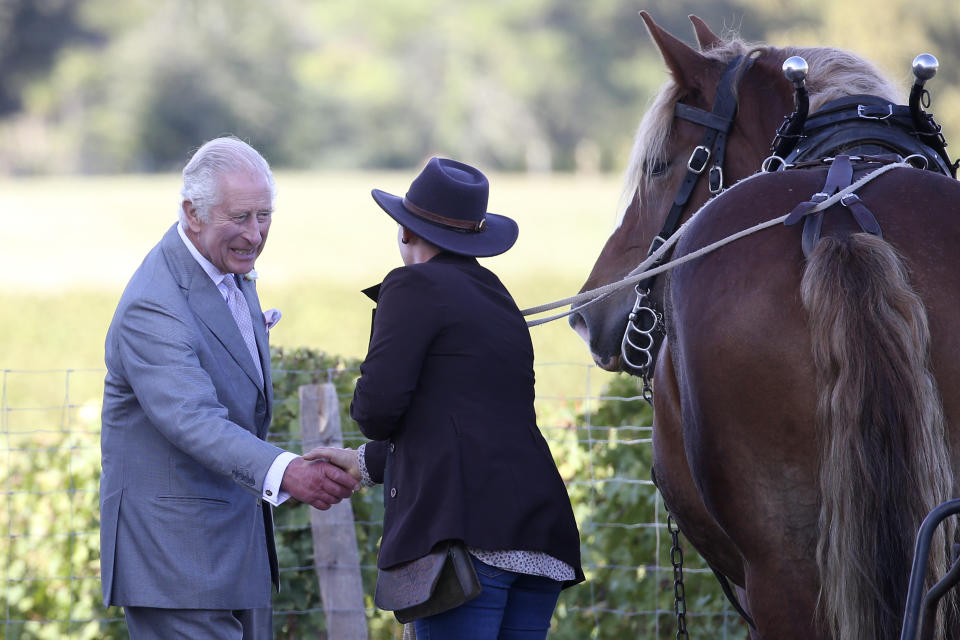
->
xmin=644 ymin=159 xmax=670 ymax=177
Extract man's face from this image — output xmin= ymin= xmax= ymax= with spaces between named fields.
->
xmin=185 ymin=171 xmax=273 ymax=274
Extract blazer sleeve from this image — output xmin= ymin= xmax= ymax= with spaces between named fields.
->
xmin=350 ymin=266 xmax=443 ymax=441
xmin=113 ymin=296 xmax=284 ymax=492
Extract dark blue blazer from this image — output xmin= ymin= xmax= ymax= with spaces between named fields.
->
xmin=351 ymin=252 xmax=583 ymax=586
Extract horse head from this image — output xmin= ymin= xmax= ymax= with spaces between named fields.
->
xmin=569 ymin=12 xmax=899 ymax=371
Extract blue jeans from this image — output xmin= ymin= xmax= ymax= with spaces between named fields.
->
xmin=413 ymin=556 xmax=563 ymax=640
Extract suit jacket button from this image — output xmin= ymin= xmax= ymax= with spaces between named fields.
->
xmin=390 ymin=487 xmax=397 ymax=498
xmin=388 ymin=442 xmax=396 ymax=453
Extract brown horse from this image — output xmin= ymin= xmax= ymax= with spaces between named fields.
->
xmin=570 ymin=12 xmax=960 ymax=640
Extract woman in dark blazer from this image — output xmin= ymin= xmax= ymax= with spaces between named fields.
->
xmin=314 ymin=157 xmax=583 ymax=638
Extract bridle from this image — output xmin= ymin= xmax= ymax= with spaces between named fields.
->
xmin=618 ymin=53 xmax=763 ymax=638
xmin=621 ymin=54 xmax=752 ymax=388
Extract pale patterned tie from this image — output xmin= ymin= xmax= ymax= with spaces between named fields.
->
xmin=222 ymin=275 xmax=264 ymax=385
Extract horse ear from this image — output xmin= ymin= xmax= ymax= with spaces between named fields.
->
xmin=689 ymin=15 xmax=722 ymax=51
xmin=640 ymin=10 xmax=709 ymax=91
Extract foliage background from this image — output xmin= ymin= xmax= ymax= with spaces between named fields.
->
xmin=1 ymin=0 xmax=958 ymax=176
xmin=3 ymin=353 xmax=745 ymax=639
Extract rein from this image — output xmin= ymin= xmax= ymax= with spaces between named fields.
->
xmin=521 ymin=161 xmax=911 ymax=327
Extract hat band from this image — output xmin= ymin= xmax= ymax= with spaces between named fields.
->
xmin=402 ymin=197 xmax=486 ymax=233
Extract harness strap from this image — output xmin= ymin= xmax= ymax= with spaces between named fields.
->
xmin=842 ymin=193 xmax=882 ymax=236
xmin=635 ymin=56 xmax=746 ymax=295
xmin=709 ymin=564 xmax=757 ymax=630
xmin=802 ymin=96 xmax=913 ymax=129
xmin=783 ymin=155 xmax=883 ymax=256
xmin=674 ymin=103 xmax=732 ymax=132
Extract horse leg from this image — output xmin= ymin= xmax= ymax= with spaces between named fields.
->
xmin=652 ymin=340 xmax=745 ymax=586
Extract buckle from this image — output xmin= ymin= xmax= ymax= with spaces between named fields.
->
xmin=708 ymin=165 xmax=724 ymax=193
xmin=857 ymin=104 xmax=894 ymax=120
xmin=687 ymin=146 xmax=710 ymax=174
xmin=647 ymin=235 xmax=667 ymax=256
xmin=840 ymin=193 xmax=860 ymax=206
xmin=811 ymin=192 xmax=829 ymax=203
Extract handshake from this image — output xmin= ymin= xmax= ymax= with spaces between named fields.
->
xmin=280 ymin=446 xmax=364 ymax=511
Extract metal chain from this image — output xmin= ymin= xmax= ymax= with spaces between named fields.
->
xmin=641 ymin=376 xmax=654 ymax=406
xmin=667 ymin=513 xmax=690 ymax=639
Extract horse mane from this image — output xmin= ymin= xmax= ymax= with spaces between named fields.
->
xmin=618 ymin=38 xmax=904 ymax=224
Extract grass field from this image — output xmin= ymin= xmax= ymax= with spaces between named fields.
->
xmin=2 ymin=170 xmax=631 ymax=404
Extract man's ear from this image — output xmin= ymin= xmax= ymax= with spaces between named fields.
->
xmin=183 ymin=200 xmax=202 ymax=233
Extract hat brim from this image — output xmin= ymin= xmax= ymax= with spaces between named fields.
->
xmin=372 ymin=189 xmax=518 ymax=258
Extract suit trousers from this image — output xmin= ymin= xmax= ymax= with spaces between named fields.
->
xmin=124 ymin=606 xmax=272 ymax=640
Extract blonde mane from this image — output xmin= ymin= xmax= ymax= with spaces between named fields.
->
xmin=617 ymin=39 xmax=903 ymax=224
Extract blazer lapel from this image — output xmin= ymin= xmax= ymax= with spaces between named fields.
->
xmin=161 ymin=225 xmax=264 ymax=393
xmin=362 ymin=283 xmax=381 ymax=348
xmin=190 ymin=274 xmax=265 ymax=391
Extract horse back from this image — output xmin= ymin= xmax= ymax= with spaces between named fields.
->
xmin=665 ymin=166 xmax=960 ymax=638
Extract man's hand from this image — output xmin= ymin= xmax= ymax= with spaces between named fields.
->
xmin=303 ymin=446 xmax=361 ymax=482
xmin=279 ymin=456 xmax=359 ymax=510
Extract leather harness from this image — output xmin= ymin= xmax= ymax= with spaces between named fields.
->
xmin=777 ymin=94 xmax=954 ymax=257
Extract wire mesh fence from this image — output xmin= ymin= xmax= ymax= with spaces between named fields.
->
xmin=2 ymin=364 xmax=746 ymax=639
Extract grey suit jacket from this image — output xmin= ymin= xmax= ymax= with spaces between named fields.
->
xmin=100 ymin=223 xmax=282 ymax=609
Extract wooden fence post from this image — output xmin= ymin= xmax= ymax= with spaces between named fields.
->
xmin=299 ymin=383 xmax=369 ymax=640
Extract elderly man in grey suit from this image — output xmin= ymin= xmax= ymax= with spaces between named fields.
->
xmin=100 ymin=137 xmax=359 ymax=639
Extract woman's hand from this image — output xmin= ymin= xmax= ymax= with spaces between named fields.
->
xmin=303 ymin=446 xmax=362 ymax=483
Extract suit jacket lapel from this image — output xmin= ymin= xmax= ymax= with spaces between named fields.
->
xmin=160 ymin=225 xmax=265 ymax=394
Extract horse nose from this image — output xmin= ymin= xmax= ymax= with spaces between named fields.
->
xmin=569 ymin=310 xmax=623 ymax=371
xmin=569 ymin=311 xmax=589 ymax=343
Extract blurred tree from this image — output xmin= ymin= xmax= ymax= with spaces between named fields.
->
xmin=0 ymin=0 xmax=102 ymax=115
xmin=0 ymin=0 xmax=957 ymax=174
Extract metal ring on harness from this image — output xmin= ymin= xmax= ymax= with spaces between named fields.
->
xmin=903 ymin=153 xmax=929 ymax=170
xmin=621 ymin=292 xmax=661 ymax=376
xmin=761 ymin=155 xmax=789 ymax=172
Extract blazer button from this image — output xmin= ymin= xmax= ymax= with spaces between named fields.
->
xmin=390 ymin=487 xmax=397 ymax=498
xmin=388 ymin=442 xmax=396 ymax=453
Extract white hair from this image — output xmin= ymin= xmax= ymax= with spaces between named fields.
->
xmin=178 ymin=136 xmax=277 ymax=225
